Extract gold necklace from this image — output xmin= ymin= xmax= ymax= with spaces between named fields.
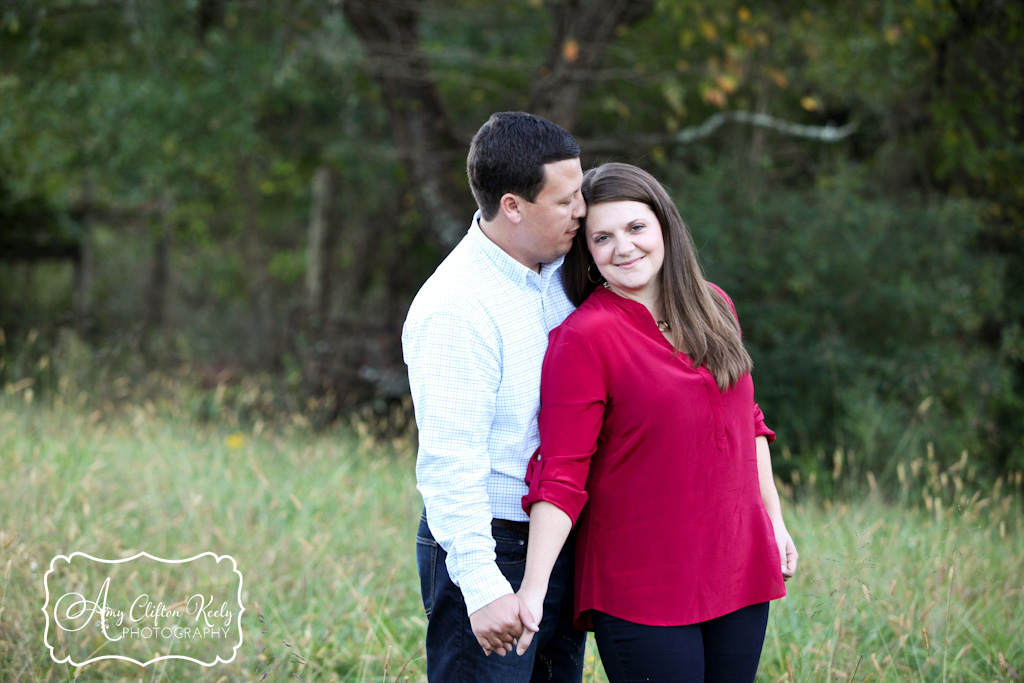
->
xmin=602 ymin=282 xmax=671 ymax=331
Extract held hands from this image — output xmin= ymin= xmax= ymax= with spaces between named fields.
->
xmin=773 ymin=520 xmax=799 ymax=580
xmin=469 ymin=594 xmax=539 ymax=657
xmin=513 ymin=587 xmax=545 ymax=655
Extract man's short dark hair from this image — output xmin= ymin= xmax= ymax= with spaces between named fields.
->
xmin=467 ymin=112 xmax=580 ymax=221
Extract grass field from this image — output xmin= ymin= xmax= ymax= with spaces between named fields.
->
xmin=1 ymin=393 xmax=1022 ymax=682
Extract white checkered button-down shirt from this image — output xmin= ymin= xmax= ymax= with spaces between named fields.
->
xmin=403 ymin=213 xmax=575 ymax=615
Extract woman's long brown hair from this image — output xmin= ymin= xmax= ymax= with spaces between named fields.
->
xmin=564 ymin=163 xmax=753 ymax=390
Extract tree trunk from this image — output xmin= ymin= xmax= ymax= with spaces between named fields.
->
xmin=342 ymin=0 xmax=468 ymax=249
xmin=144 ymin=197 xmax=172 ymax=336
xmin=237 ymin=159 xmax=277 ymax=365
xmin=306 ymin=165 xmax=340 ymax=321
xmin=196 ymin=0 xmax=225 ymax=43
xmin=74 ymin=178 xmax=95 ymax=336
xmin=528 ymin=0 xmax=655 ymax=130
xmin=343 ymin=0 xmax=655 ymax=248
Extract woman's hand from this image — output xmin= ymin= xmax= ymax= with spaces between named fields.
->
xmin=773 ymin=519 xmax=798 ymax=580
xmin=513 ymin=585 xmax=545 ymax=655
xmin=756 ymin=436 xmax=798 ymax=581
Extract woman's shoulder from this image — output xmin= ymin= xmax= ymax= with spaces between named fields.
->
xmin=545 ymin=294 xmax=619 ymax=366
xmin=705 ymin=280 xmax=739 ymax=318
xmin=705 ymin=280 xmax=731 ymax=303
xmin=558 ymin=289 xmax=624 ymax=336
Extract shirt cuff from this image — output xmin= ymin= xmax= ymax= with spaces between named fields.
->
xmin=459 ymin=563 xmax=514 ymax=616
xmin=756 ymin=423 xmax=777 ymax=444
xmin=521 ymin=451 xmax=589 ymax=524
xmin=753 ymin=402 xmax=776 ymax=444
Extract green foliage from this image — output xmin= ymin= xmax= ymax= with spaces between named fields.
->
xmin=659 ymin=157 xmax=1009 ymax=478
xmin=1 ymin=0 xmax=1022 ymax=468
xmin=268 ymin=248 xmax=306 ymax=287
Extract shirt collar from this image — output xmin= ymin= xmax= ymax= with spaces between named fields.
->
xmin=468 ymin=211 xmax=565 ymax=292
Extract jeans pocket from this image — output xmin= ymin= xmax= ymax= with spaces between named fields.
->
xmin=416 ymin=533 xmax=439 ymax=618
xmin=493 ymin=528 xmax=528 ymax=568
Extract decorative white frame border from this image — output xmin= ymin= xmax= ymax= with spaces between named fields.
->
xmin=42 ymin=551 xmax=246 ymax=667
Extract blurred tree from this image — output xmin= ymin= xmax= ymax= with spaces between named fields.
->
xmin=0 ymin=0 xmax=1019 ymax=468
xmin=1 ymin=1 xmax=374 ymax=349
xmin=341 ymin=0 xmax=656 ymax=248
xmin=928 ymin=0 xmax=1024 ymax=467
xmin=306 ymin=166 xmax=340 ymax=322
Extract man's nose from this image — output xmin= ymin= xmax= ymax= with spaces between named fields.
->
xmin=574 ymin=196 xmax=587 ymax=218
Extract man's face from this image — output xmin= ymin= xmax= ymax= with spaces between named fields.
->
xmin=514 ymin=158 xmax=586 ymax=269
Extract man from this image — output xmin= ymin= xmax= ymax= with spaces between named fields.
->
xmin=403 ymin=111 xmax=587 ymax=682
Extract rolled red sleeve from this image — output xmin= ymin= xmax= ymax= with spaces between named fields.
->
xmin=522 ymin=448 xmax=591 ymax=522
xmin=753 ymin=401 xmax=776 ymax=444
xmin=521 ymin=323 xmax=606 ymax=525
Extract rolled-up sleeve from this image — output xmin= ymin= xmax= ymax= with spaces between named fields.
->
xmin=522 ymin=324 xmax=606 ymax=525
xmin=753 ymin=401 xmax=776 ymax=444
xmin=404 ymin=309 xmax=511 ymax=615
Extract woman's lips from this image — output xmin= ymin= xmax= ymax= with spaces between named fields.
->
xmin=614 ymin=256 xmax=643 ymax=270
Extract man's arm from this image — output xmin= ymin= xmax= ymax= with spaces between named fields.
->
xmin=404 ymin=308 xmax=526 ymax=655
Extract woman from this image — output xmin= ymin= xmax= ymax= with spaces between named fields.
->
xmin=514 ymin=163 xmax=798 ymax=683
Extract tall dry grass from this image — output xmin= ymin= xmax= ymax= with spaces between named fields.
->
xmin=1 ymin=387 xmax=1021 ymax=682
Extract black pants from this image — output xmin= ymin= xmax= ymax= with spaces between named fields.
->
xmin=592 ymin=602 xmax=770 ymax=683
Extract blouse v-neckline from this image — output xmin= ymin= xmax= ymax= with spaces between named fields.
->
xmin=595 ymin=285 xmax=679 ymax=352
xmin=591 ymin=285 xmax=726 ymax=398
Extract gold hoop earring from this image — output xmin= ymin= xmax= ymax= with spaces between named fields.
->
xmin=587 ymin=263 xmax=602 ymax=284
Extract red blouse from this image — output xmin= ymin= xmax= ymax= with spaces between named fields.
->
xmin=522 ymin=283 xmax=786 ymax=629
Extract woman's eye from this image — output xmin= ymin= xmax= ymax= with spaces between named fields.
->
xmin=630 ymin=223 xmax=645 ymax=231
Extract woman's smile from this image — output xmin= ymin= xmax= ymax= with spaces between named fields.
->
xmin=585 ymin=200 xmax=666 ymax=304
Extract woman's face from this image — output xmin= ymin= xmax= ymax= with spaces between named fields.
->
xmin=585 ymin=200 xmax=665 ymax=303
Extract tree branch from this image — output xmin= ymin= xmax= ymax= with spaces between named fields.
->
xmin=529 ymin=0 xmax=655 ymax=129
xmin=583 ymin=111 xmax=858 ymax=153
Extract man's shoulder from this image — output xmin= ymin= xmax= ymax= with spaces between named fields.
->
xmin=404 ymin=241 xmax=496 ymax=334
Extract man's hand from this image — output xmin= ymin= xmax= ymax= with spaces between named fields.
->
xmin=469 ymin=594 xmax=534 ymax=656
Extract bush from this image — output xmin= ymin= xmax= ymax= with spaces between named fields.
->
xmin=662 ymin=158 xmax=1012 ymax=482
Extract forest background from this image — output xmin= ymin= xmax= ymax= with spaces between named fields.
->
xmin=2 ymin=0 xmax=1023 ymax=499
xmin=2 ymin=2 xmax=1024 ymax=682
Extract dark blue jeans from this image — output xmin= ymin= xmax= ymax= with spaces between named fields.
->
xmin=593 ymin=602 xmax=770 ymax=683
xmin=416 ymin=512 xmax=586 ymax=683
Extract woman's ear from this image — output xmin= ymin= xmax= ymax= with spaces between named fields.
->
xmin=499 ymin=193 xmax=522 ymax=224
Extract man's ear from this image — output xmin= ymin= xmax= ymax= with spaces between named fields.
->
xmin=499 ymin=193 xmax=523 ymax=224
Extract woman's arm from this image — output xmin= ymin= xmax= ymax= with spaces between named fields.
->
xmin=756 ymin=435 xmax=798 ymax=580
xmin=514 ymin=501 xmax=573 ymax=654
xmin=515 ymin=323 xmax=606 ymax=654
